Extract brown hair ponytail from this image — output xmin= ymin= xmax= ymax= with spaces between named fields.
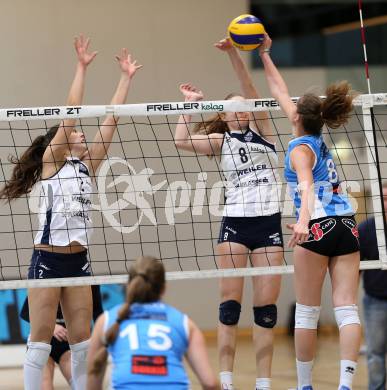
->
xmin=90 ymin=256 xmax=165 ymax=375
xmin=321 ymin=81 xmax=357 ymax=129
xmin=193 ymin=93 xmax=239 ymax=136
xmin=296 ymin=81 xmax=357 ymax=135
xmin=0 ymin=125 xmax=59 ymax=201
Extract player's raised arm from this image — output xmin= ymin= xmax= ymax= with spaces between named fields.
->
xmin=174 ymin=83 xmax=222 ymax=156
xmin=86 ymin=49 xmax=142 ymax=174
xmin=215 ymin=37 xmax=272 ymax=141
xmin=259 ymin=34 xmax=297 ymax=124
xmin=43 ymin=34 xmax=97 ymax=165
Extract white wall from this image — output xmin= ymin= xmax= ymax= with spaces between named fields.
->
xmin=0 ymin=0 xmax=371 ymax=330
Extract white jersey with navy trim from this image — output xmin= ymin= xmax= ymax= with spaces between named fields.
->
xmin=34 ymin=157 xmax=93 ymax=247
xmin=221 ymin=129 xmax=281 ymax=217
xmin=284 ymin=134 xmax=353 ymax=220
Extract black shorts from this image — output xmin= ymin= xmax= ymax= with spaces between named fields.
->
xmin=300 ymin=215 xmax=359 ymax=257
xmin=218 ymin=213 xmax=283 ymax=251
xmin=28 ymin=249 xmax=91 ymax=279
xmin=50 ymin=335 xmax=70 ymax=364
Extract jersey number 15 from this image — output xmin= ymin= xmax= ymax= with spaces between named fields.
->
xmin=120 ymin=323 xmax=172 ymax=351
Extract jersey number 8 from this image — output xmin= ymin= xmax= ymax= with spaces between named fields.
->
xmin=326 ymin=158 xmax=338 ymax=184
xmin=239 ymin=147 xmax=248 ymax=163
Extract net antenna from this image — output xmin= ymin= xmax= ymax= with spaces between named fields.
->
xmin=358 ymin=0 xmax=387 ymax=267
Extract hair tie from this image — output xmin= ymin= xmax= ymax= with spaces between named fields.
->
xmin=137 ymin=272 xmax=149 ymax=282
xmin=116 ymin=316 xmax=126 ymax=325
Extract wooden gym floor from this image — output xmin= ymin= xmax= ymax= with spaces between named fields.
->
xmin=0 ymin=332 xmax=368 ymax=389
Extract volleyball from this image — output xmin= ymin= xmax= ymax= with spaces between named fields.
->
xmin=228 ymin=14 xmax=265 ymax=51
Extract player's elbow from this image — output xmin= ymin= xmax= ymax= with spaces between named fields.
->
xmin=174 ymin=138 xmax=183 ymax=148
xmin=174 ymin=138 xmax=188 ymax=150
xmin=202 ymin=381 xmax=219 ymax=390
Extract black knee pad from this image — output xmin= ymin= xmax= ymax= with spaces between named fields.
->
xmin=219 ymin=300 xmax=241 ymax=326
xmin=254 ymin=304 xmax=277 ymax=328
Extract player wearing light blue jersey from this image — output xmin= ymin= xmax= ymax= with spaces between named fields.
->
xmin=285 ymin=134 xmax=353 ymax=220
xmin=260 ymin=34 xmax=361 ymax=390
xmin=87 ymin=256 xmax=218 ymax=390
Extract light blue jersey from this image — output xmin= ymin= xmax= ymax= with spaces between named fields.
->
xmin=105 ymin=302 xmax=190 ymax=390
xmin=284 ymin=135 xmax=353 ymax=220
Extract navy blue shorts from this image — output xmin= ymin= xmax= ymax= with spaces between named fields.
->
xmin=28 ymin=249 xmax=91 ymax=279
xmin=300 ymin=215 xmax=360 ymax=257
xmin=50 ymin=334 xmax=70 ymax=364
xmin=218 ymin=213 xmax=283 ymax=251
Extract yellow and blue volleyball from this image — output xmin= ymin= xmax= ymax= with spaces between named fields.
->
xmin=228 ymin=14 xmax=265 ymax=51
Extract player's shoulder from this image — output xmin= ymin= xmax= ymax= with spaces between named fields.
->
xmin=162 ymin=302 xmax=186 ymax=318
xmin=288 ymin=135 xmax=323 ymax=161
xmin=289 ymin=134 xmax=321 ymax=148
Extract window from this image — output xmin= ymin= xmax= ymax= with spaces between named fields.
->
xmin=250 ymin=0 xmax=387 ymax=67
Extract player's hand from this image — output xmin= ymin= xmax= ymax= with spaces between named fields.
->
xmin=53 ymin=324 xmax=68 ymax=342
xmin=214 ymin=38 xmax=235 ymax=52
xmin=258 ymin=33 xmax=272 ymax=56
xmin=179 ymin=83 xmax=204 ymax=102
xmin=115 ymin=48 xmax=143 ymax=78
xmin=74 ymin=34 xmax=98 ymax=67
xmin=287 ymin=222 xmax=309 ymax=248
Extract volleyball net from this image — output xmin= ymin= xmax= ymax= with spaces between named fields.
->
xmin=0 ymin=94 xmax=386 ymax=289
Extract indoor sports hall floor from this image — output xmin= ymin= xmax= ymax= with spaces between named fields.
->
xmin=0 ymin=333 xmax=367 ymax=390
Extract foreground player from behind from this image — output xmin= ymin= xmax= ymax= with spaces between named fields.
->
xmin=87 ymin=256 xmax=218 ymax=390
xmin=0 ymin=36 xmax=142 ymax=390
xmin=260 ymin=35 xmax=361 ymax=390
xmin=174 ymin=37 xmax=283 ymax=390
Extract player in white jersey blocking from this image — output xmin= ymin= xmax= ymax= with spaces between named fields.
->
xmin=0 ymin=35 xmax=142 ymax=390
xmin=174 ymin=38 xmax=284 ymax=390
xmin=259 ymin=34 xmax=361 ymax=390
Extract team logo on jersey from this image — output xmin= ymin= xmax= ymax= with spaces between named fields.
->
xmin=132 ymin=355 xmax=168 ymax=376
xmin=341 ymin=218 xmax=359 ymax=238
xmin=244 ymin=131 xmax=253 ymax=142
xmin=78 ymin=162 xmax=90 ymax=176
xmin=306 ymin=218 xmax=336 ymax=242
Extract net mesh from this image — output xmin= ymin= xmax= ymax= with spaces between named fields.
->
xmin=0 ymin=95 xmax=386 ymax=289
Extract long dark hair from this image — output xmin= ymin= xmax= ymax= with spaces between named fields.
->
xmin=0 ymin=125 xmax=59 ymax=200
xmin=297 ymin=81 xmax=357 ymax=135
xmin=89 ymin=256 xmax=166 ymax=375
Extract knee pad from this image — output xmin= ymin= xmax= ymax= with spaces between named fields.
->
xmin=69 ymin=339 xmax=90 ymax=363
xmin=25 ymin=341 xmax=51 ymax=369
xmin=219 ymin=300 xmax=241 ymax=326
xmin=295 ymin=302 xmax=321 ymax=330
xmin=334 ymin=305 xmax=361 ymax=329
xmin=254 ymin=304 xmax=277 ymax=328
